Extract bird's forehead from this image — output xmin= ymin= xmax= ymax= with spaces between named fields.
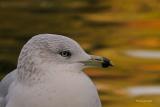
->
xmin=31 ymin=34 xmax=81 ymax=51
xmin=48 ymin=36 xmax=79 ymax=49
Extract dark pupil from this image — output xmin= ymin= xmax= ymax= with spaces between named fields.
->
xmin=60 ymin=51 xmax=71 ymax=57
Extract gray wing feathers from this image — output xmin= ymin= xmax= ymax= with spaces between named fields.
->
xmin=0 ymin=70 xmax=17 ymax=107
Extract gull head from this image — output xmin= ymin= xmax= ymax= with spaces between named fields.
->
xmin=17 ymin=34 xmax=112 ymax=80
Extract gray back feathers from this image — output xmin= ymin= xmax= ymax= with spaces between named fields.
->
xmin=0 ymin=70 xmax=17 ymax=107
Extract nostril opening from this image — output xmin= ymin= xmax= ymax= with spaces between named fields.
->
xmin=94 ymin=58 xmax=102 ymax=61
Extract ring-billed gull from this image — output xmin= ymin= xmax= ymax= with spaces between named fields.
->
xmin=0 ymin=34 xmax=112 ymax=107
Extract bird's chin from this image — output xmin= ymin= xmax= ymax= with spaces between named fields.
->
xmin=76 ymin=63 xmax=87 ymax=70
xmin=57 ymin=63 xmax=85 ymax=72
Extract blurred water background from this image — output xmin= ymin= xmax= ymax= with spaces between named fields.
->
xmin=0 ymin=0 xmax=160 ymax=107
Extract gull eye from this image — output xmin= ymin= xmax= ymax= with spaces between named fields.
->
xmin=59 ymin=50 xmax=71 ymax=57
